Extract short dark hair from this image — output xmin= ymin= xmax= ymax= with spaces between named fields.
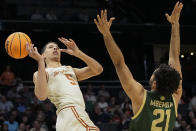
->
xmin=153 ymin=64 xmax=181 ymax=95
xmin=41 ymin=41 xmax=57 ymax=54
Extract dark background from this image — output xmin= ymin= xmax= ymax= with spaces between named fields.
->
xmin=0 ymin=0 xmax=196 ymax=81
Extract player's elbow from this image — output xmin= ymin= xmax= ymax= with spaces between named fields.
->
xmin=94 ymin=65 xmax=103 ymax=75
xmin=39 ymin=97 xmax=47 ymax=101
xmin=97 ymin=66 xmax=103 ymax=74
xmin=35 ymin=94 xmax=47 ymax=101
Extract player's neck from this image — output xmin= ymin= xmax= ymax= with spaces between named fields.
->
xmin=46 ymin=61 xmax=62 ymax=68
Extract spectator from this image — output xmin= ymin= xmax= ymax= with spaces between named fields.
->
xmin=36 ymin=111 xmax=48 ymax=130
xmin=21 ymin=115 xmax=30 ymax=126
xmin=30 ymin=120 xmax=47 ymax=131
xmin=179 ymin=120 xmax=191 ymax=131
xmin=15 ymin=97 xmax=26 ymax=113
xmin=92 ymin=104 xmax=111 ymax=124
xmin=191 ymin=118 xmax=196 ymax=130
xmin=31 ymin=9 xmax=44 ymax=20
xmin=174 ymin=113 xmax=182 ymax=131
xmin=0 ymin=95 xmax=14 ymax=113
xmin=189 ymin=96 xmax=196 ymax=111
xmin=4 ymin=115 xmax=19 ymax=131
xmin=86 ymin=88 xmax=97 ymax=104
xmin=77 ymin=9 xmax=89 ymax=22
xmin=121 ymin=97 xmax=132 ymax=113
xmin=84 ymin=94 xmax=94 ymax=113
xmin=17 ymin=123 xmax=26 ymax=131
xmin=2 ymin=123 xmax=8 ymax=131
xmin=98 ymin=85 xmax=110 ymax=99
xmin=0 ymin=65 xmax=16 ymax=92
xmin=6 ymin=87 xmax=18 ymax=100
xmin=45 ymin=9 xmax=57 ymax=21
xmin=97 ymin=96 xmax=108 ymax=111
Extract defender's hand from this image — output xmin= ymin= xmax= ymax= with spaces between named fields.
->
xmin=165 ymin=1 xmax=183 ymax=24
xmin=58 ymin=37 xmax=80 ymax=56
xmin=26 ymin=43 xmax=44 ymax=62
xmin=94 ymin=10 xmax=115 ymax=36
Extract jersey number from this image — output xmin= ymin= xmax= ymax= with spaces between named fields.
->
xmin=65 ymin=74 xmax=77 ymax=85
xmin=151 ymin=109 xmax=171 ymax=131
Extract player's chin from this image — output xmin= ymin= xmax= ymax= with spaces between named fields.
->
xmin=52 ymin=55 xmax=60 ymax=61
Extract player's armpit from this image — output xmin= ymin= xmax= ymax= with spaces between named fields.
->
xmin=33 ymin=71 xmax=49 ymax=84
xmin=73 ymin=67 xmax=99 ymax=81
xmin=115 ymin=62 xmax=145 ymax=108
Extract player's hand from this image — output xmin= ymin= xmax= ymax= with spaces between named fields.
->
xmin=94 ymin=9 xmax=115 ymax=36
xmin=58 ymin=37 xmax=80 ymax=56
xmin=26 ymin=43 xmax=44 ymax=62
xmin=165 ymin=1 xmax=183 ymax=24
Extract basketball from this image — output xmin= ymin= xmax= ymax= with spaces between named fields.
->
xmin=5 ymin=32 xmax=32 ymax=59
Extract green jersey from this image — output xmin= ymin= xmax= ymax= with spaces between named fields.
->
xmin=129 ymin=90 xmax=177 ymax=131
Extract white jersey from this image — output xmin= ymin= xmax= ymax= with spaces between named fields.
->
xmin=45 ymin=66 xmax=85 ymax=113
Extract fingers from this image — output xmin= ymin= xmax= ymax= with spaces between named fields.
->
xmin=109 ymin=17 xmax=115 ymax=27
xmin=94 ymin=18 xmax=99 ymax=26
xmin=34 ymin=47 xmax=38 ymax=52
xmin=165 ymin=13 xmax=171 ymax=23
xmin=101 ymin=10 xmax=104 ymax=20
xmin=26 ymin=43 xmax=33 ymax=53
xmin=104 ymin=9 xmax=107 ymax=21
xmin=60 ymin=49 xmax=73 ymax=55
xmin=174 ymin=1 xmax=183 ymax=12
xmin=58 ymin=37 xmax=76 ymax=49
xmin=58 ymin=37 xmax=69 ymax=47
xmin=175 ymin=1 xmax=180 ymax=8
xmin=26 ymin=43 xmax=38 ymax=56
xmin=60 ymin=49 xmax=67 ymax=53
xmin=165 ymin=13 xmax=170 ymax=19
xmin=69 ymin=39 xmax=75 ymax=44
xmin=97 ymin=14 xmax=103 ymax=26
xmin=179 ymin=2 xmax=183 ymax=10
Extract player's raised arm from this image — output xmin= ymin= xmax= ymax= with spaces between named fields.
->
xmin=94 ymin=10 xmax=144 ymax=112
xmin=58 ymin=37 xmax=103 ymax=81
xmin=166 ymin=2 xmax=183 ymax=101
xmin=26 ymin=43 xmax=48 ymax=101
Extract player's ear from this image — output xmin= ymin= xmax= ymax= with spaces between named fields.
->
xmin=152 ymin=80 xmax=157 ymax=90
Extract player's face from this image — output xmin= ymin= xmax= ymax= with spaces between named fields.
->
xmin=149 ymin=70 xmax=157 ymax=91
xmin=44 ymin=43 xmax=61 ymax=61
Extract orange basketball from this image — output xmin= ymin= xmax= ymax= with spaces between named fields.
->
xmin=5 ymin=32 xmax=32 ymax=59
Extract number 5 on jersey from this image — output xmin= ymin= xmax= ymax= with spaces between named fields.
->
xmin=64 ymin=74 xmax=77 ymax=85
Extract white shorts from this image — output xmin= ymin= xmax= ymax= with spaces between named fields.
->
xmin=56 ymin=106 xmax=99 ymax=131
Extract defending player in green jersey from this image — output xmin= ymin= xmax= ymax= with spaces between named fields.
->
xmin=94 ymin=1 xmax=183 ymax=131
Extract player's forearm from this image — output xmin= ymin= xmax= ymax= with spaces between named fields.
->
xmin=169 ymin=23 xmax=180 ymax=60
xmin=103 ymin=31 xmax=125 ymax=66
xmin=75 ymin=50 xmax=103 ymax=75
xmin=35 ymin=59 xmax=48 ymax=100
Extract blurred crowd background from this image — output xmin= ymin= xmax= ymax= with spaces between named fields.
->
xmin=0 ymin=0 xmax=196 ymax=130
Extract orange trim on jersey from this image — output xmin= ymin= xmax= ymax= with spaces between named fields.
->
xmin=70 ymin=107 xmax=98 ymax=131
xmin=57 ymin=106 xmax=75 ymax=114
xmin=71 ymin=107 xmax=87 ymax=128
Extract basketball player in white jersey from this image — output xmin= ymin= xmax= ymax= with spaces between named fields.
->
xmin=26 ymin=37 xmax=102 ymax=131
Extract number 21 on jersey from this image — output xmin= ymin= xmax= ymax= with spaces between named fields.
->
xmin=151 ymin=109 xmax=171 ymax=131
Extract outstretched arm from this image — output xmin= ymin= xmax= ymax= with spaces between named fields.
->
xmin=94 ymin=10 xmax=144 ymax=113
xmin=166 ymin=2 xmax=183 ymax=101
xmin=26 ymin=44 xmax=48 ymax=101
xmin=58 ymin=38 xmax=103 ymax=81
